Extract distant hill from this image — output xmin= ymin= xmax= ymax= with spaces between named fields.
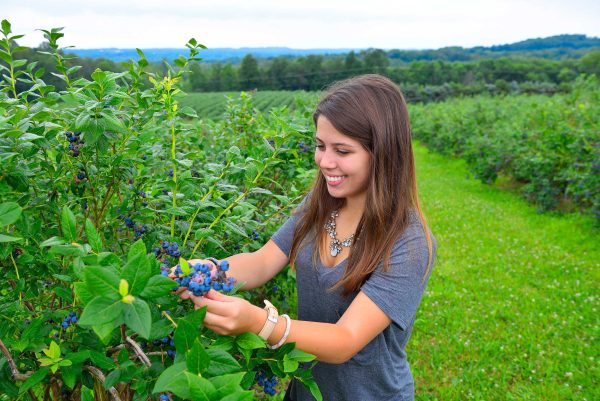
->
xmin=62 ymin=34 xmax=600 ymax=63
xmin=387 ymin=35 xmax=600 ymax=62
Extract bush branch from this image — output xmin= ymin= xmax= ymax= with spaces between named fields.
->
xmin=83 ymin=366 xmax=122 ymax=401
xmin=125 ymin=336 xmax=151 ymax=367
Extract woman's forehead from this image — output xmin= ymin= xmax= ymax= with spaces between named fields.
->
xmin=315 ymin=116 xmax=359 ymax=146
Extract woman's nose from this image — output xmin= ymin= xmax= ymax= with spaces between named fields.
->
xmin=317 ymin=150 xmax=336 ymax=169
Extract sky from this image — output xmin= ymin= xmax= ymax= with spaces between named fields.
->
xmin=2 ymin=0 xmax=600 ymax=50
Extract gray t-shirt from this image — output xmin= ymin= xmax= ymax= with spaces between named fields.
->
xmin=271 ymin=205 xmax=436 ymax=401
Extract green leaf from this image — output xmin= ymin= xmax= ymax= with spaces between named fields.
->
xmin=104 ymin=369 xmax=121 ymax=389
xmin=220 ymin=390 xmax=254 ymax=401
xmin=60 ymin=364 xmax=79 ymax=389
xmin=66 ymin=350 xmax=91 ymax=364
xmin=185 ymin=306 xmax=207 ymax=328
xmin=81 ymin=385 xmax=94 ymax=401
xmin=78 ymin=296 xmax=123 ymax=326
xmin=179 ymin=257 xmax=191 ymax=275
xmin=173 ymin=319 xmax=198 ymax=353
xmin=153 ymin=362 xmax=189 ymax=399
xmin=43 ymin=341 xmax=61 ymax=359
xmin=19 ymin=367 xmax=49 ymax=394
xmin=283 ymin=356 xmax=299 ymax=373
xmin=123 ymin=298 xmax=151 ymax=338
xmin=101 ymin=112 xmax=127 ymax=134
xmin=48 ymin=244 xmax=86 ymax=257
xmin=287 ymin=348 xmax=317 ymax=362
xmin=89 ymin=350 xmax=116 ymax=369
xmin=73 ymin=282 xmax=94 ymax=304
xmin=1 ymin=20 xmax=11 ymax=36
xmin=0 ymin=202 xmax=22 ymax=227
xmin=179 ymin=106 xmax=198 ymax=118
xmin=83 ymin=266 xmax=120 ymax=299
xmin=186 ymin=372 xmax=216 ymax=401
xmin=235 ymin=332 xmax=265 ymax=350
xmin=299 ymin=377 xmax=323 ymax=401
xmin=40 ymin=236 xmax=65 ymax=247
xmin=85 ymin=219 xmax=102 ymax=253
xmin=186 ymin=339 xmax=210 ymax=374
xmin=60 ymin=206 xmax=77 ymax=242
xmin=92 ymin=321 xmax=119 ymax=345
xmin=149 ymin=319 xmax=174 ymax=340
xmin=121 ymin=253 xmax=151 ymax=296
xmin=206 ymin=348 xmax=241 ymax=376
xmin=127 ymin=239 xmax=146 ymax=261
xmin=139 ymin=275 xmax=177 ymax=299
xmin=0 ymin=234 xmax=21 ymax=242
xmin=208 ymin=372 xmax=245 ymax=398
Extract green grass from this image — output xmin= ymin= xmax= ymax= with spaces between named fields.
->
xmin=180 ymin=90 xmax=318 ymax=120
xmin=411 ymin=141 xmax=599 ymax=400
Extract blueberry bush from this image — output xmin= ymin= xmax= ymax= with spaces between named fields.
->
xmin=410 ymin=75 xmax=600 ymax=221
xmin=0 ymin=20 xmax=321 ymax=400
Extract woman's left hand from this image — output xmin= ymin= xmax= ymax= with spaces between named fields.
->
xmin=180 ymin=289 xmax=264 ymax=336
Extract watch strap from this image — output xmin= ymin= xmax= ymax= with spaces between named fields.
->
xmin=257 ymin=300 xmax=279 ymax=340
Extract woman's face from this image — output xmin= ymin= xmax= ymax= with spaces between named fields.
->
xmin=314 ymin=115 xmax=371 ymax=202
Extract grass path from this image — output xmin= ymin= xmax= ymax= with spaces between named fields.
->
xmin=410 ymin=142 xmax=599 ymax=400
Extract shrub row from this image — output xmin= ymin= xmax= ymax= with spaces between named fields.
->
xmin=410 ymin=75 xmax=599 ymax=221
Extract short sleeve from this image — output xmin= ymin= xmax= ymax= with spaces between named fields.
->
xmin=361 ymin=222 xmax=437 ymax=331
xmin=270 ymin=196 xmax=309 ymax=256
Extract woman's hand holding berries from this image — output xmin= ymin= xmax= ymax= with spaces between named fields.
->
xmin=168 ymin=258 xmax=262 ymax=336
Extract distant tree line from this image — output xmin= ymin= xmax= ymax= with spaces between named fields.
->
xmin=5 ymin=40 xmax=600 ymax=102
xmin=187 ymin=49 xmax=600 ymax=92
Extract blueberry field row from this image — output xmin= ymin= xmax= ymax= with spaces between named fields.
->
xmin=409 ymin=75 xmax=600 ymax=221
xmin=179 ymin=91 xmax=318 ymax=121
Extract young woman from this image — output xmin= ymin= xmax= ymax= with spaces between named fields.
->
xmin=179 ymin=74 xmax=437 ymax=401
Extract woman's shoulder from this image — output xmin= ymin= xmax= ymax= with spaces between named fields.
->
xmin=391 ymin=209 xmax=436 ymax=253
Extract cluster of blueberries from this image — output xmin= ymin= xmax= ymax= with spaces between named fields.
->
xmin=155 ymin=241 xmax=182 ymax=262
xmin=61 ymin=311 xmax=78 ymax=329
xmin=171 ymin=260 xmax=235 ymax=297
xmin=255 ymin=370 xmax=279 ymax=396
xmin=133 ymin=224 xmax=148 ymax=240
xmin=141 ymin=335 xmax=176 ymax=359
xmin=64 ymin=131 xmax=84 ymax=156
xmin=75 ymin=171 xmax=86 ymax=184
xmin=298 ymin=140 xmax=312 ymax=153
xmin=251 ymin=229 xmax=260 ymax=240
xmin=118 ymin=215 xmax=148 ymax=240
xmin=159 ymin=394 xmax=169 ymax=401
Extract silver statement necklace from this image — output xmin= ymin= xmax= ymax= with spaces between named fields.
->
xmin=324 ymin=210 xmax=355 ymax=257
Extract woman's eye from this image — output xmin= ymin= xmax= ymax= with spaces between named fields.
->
xmin=315 ymin=144 xmax=324 ymax=150
xmin=337 ymin=150 xmax=349 ymax=155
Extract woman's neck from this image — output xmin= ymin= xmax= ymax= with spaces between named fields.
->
xmin=341 ymin=193 xmax=367 ymax=222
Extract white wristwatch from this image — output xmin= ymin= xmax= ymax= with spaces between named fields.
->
xmin=257 ymin=300 xmax=279 ymax=340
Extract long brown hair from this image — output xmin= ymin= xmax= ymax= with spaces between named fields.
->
xmin=288 ymin=74 xmax=434 ymax=296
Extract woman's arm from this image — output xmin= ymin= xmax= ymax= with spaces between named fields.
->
xmin=188 ymin=239 xmax=289 ymax=291
xmin=184 ymin=290 xmax=392 ymax=364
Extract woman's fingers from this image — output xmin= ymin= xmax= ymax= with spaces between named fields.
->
xmin=189 ymin=293 xmax=235 ymax=316
xmin=201 ymin=311 xmax=234 ymax=335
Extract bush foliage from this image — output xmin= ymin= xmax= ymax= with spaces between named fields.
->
xmin=0 ymin=20 xmax=320 ymax=401
xmin=410 ymin=76 xmax=600 ymax=220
